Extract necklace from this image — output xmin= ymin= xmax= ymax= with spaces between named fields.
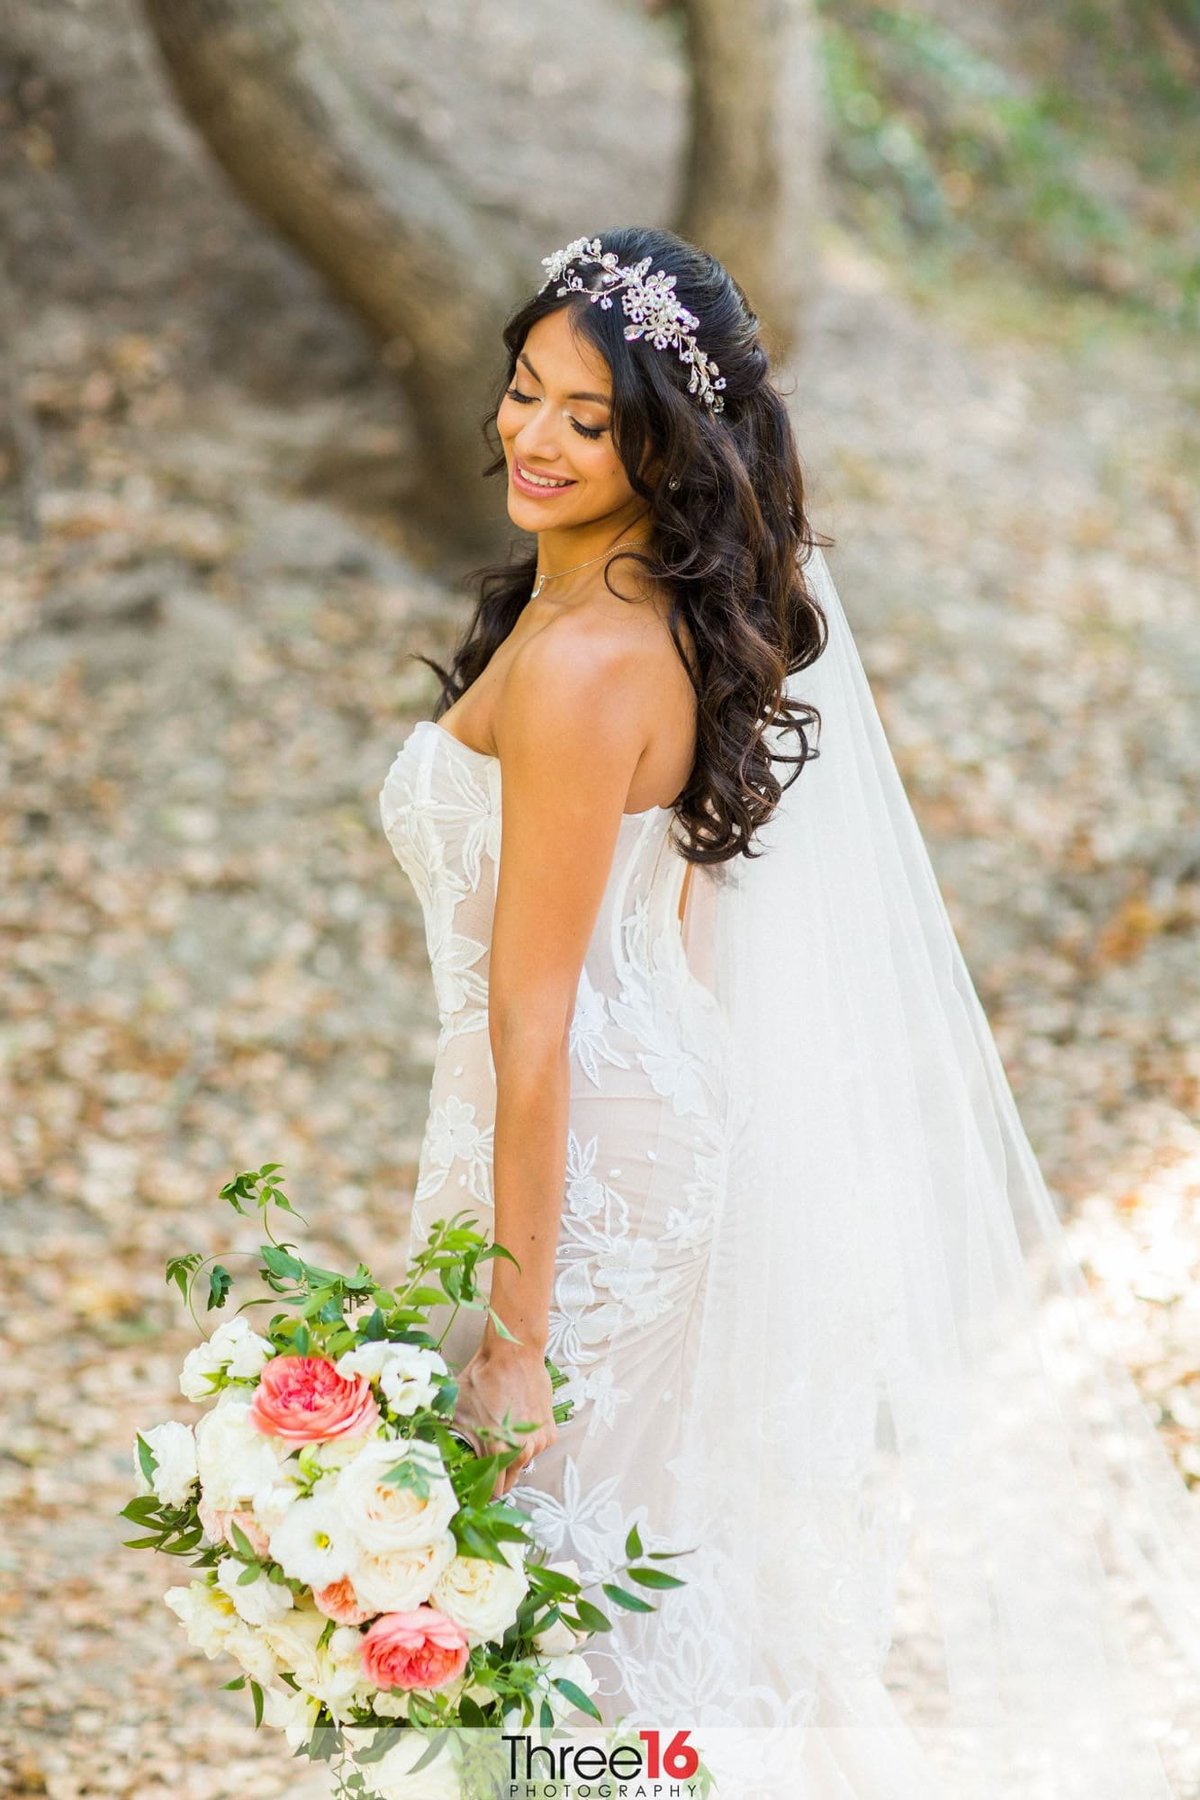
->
xmin=530 ymin=536 xmax=646 ymax=600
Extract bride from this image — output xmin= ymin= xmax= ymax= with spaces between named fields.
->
xmin=378 ymin=227 xmax=1200 ymax=1797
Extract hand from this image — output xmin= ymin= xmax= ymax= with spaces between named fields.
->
xmin=453 ymin=1339 xmax=557 ymax=1498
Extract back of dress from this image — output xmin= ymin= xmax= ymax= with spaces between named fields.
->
xmin=379 ymin=716 xmax=739 ymax=1724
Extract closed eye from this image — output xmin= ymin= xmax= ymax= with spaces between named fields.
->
xmin=505 ymin=385 xmax=606 ymax=441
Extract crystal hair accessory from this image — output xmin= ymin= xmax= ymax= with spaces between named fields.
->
xmin=539 ymin=236 xmax=728 ymax=414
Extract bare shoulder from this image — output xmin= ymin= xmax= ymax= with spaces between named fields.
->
xmin=496 ymin=599 xmax=667 ymax=756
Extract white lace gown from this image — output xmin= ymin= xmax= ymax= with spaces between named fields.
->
xmin=379 ymin=717 xmax=741 ymax=1729
xmin=377 ymin=719 xmax=1124 ymax=1799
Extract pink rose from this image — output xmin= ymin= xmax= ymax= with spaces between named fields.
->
xmin=248 ymin=1355 xmax=380 ymax=1444
xmin=361 ymin=1607 xmax=469 ymax=1692
xmin=314 ymin=1576 xmax=375 ymax=1625
xmin=197 ymin=1496 xmax=271 ymax=1558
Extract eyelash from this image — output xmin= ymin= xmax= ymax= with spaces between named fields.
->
xmin=505 ymin=385 xmax=605 ymax=440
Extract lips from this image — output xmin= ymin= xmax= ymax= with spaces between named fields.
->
xmin=511 ymin=458 xmax=577 ymax=498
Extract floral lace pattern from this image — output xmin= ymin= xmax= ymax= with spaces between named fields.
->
xmin=379 ymin=719 xmax=739 ymax=1719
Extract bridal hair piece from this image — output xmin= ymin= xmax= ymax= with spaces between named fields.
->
xmin=538 ymin=236 xmax=728 ymax=412
xmin=651 ymin=547 xmax=1200 ymax=1797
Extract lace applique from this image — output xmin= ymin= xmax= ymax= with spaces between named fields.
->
xmin=609 ymin=893 xmax=725 ymax=1118
xmin=569 ymin=966 xmax=631 ymax=1086
xmin=413 ymin=1094 xmax=495 ymax=1212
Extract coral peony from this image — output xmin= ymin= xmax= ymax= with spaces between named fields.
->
xmin=249 ymin=1355 xmax=380 ymax=1444
xmin=361 ymin=1607 xmax=469 ymax=1692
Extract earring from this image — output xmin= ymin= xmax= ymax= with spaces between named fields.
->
xmin=667 ymin=475 xmax=681 ymax=491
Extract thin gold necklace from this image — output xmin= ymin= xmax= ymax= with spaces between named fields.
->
xmin=531 ymin=536 xmax=646 ymax=600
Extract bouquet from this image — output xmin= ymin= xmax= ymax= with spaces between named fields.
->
xmin=121 ymin=1165 xmax=699 ymax=1798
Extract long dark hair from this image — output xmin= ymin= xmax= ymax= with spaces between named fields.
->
xmin=418 ymin=225 xmax=828 ymax=864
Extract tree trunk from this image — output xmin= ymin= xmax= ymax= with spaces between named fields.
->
xmin=140 ymin=0 xmax=519 ymax=552
xmin=677 ymin=0 xmax=824 ymax=358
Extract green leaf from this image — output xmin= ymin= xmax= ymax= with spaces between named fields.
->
xmin=165 ymin=1252 xmax=201 ymax=1301
xmin=134 ymin=1433 xmax=159 ymax=1485
xmin=169 ymin=1527 xmax=204 ymax=1553
xmin=229 ymin=1521 xmax=259 ymax=1561
xmin=624 ymin=1521 xmax=644 ymax=1561
xmin=484 ymin=1305 xmax=520 ymax=1343
xmin=221 ymin=1675 xmax=247 ymax=1690
xmin=402 ymin=1286 xmax=449 ymax=1308
xmin=570 ymin=1597 xmax=612 ymax=1634
xmin=120 ymin=1496 xmax=161 ymax=1523
xmin=550 ymin=1676 xmax=603 ymax=1723
xmin=626 ymin=1565 xmax=686 ymax=1590
xmin=249 ymin=1678 xmax=264 ymax=1727
xmin=207 ymin=1264 xmax=232 ymax=1310
xmin=122 ymin=1532 xmax=166 ymax=1549
xmin=406 ymin=1728 xmax=452 ymax=1775
xmin=600 ymin=1581 xmax=654 ymax=1614
xmin=260 ymin=1245 xmax=306 ymax=1281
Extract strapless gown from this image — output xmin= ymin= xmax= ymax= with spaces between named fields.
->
xmin=379 ymin=717 xmax=741 ymax=1729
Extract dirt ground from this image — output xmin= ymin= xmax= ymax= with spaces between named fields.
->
xmin=2 ymin=0 xmax=1198 ymax=1794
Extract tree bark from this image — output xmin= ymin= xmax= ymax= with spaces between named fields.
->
xmin=677 ymin=0 xmax=824 ymax=358
xmin=140 ymin=0 xmax=518 ymax=550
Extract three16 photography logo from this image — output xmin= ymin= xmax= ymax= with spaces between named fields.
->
xmin=502 ymin=1725 xmax=713 ymax=1796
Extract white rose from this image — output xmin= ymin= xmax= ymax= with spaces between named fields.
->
xmin=300 ymin=1432 xmax=376 ymax=1478
xmin=163 ymin=1580 xmax=239 ymax=1658
xmin=215 ymin=1558 xmax=295 ymax=1627
xmin=251 ymin=1474 xmax=304 ymax=1536
xmin=336 ymin=1342 xmax=448 ymax=1417
xmin=268 ymin=1484 xmax=356 ymax=1587
xmin=223 ymin=1320 xmax=274 ymax=1380
xmin=258 ymin=1603 xmax=332 ymax=1690
xmin=224 ymin=1618 xmax=282 ymax=1687
xmin=356 ymin=1728 xmax=462 ymax=1800
xmin=530 ymin=1650 xmax=599 ymax=1726
xmin=352 ymin=1531 xmax=457 ymax=1614
xmin=179 ymin=1315 xmax=272 ymax=1401
xmin=338 ymin=1438 xmax=457 ymax=1555
xmin=429 ymin=1540 xmax=528 ymax=1647
xmin=261 ymin=1684 xmax=321 ymax=1749
xmin=195 ymin=1398 xmax=289 ymax=1512
xmin=291 ymin=1622 xmax=367 ymax=1721
xmin=133 ymin=1420 xmax=199 ymax=1509
xmin=371 ymin=1690 xmax=410 ymax=1720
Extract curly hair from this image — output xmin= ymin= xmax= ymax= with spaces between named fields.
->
xmin=417 ymin=224 xmax=828 ymax=865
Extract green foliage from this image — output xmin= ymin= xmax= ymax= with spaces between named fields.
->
xmin=818 ymin=0 xmax=1200 ymax=324
xmin=129 ymin=1165 xmax=713 ymax=1793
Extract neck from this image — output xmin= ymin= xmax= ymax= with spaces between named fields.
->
xmin=532 ymin=507 xmax=653 ymax=585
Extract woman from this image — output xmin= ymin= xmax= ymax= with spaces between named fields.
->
xmin=379 ymin=228 xmax=1200 ymax=1796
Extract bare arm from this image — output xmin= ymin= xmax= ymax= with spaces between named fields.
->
xmin=452 ymin=624 xmax=648 ymax=1488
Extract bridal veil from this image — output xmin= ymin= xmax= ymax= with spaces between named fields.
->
xmin=667 ymin=545 xmax=1200 ymax=1798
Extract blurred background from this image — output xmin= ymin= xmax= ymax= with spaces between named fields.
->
xmin=1 ymin=0 xmax=1198 ymax=1794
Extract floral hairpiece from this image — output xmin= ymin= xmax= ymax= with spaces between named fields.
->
xmin=538 ymin=236 xmax=727 ymax=414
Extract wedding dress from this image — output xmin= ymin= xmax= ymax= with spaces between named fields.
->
xmin=379 ymin=549 xmax=1200 ymax=1799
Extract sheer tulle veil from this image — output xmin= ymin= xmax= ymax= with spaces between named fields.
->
xmin=669 ymin=545 xmax=1200 ymax=1798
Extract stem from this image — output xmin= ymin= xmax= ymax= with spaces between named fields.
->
xmin=183 ymin=1250 xmax=263 ymax=1337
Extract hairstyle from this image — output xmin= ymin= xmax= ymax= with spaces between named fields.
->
xmin=417 ymin=224 xmax=828 ymax=864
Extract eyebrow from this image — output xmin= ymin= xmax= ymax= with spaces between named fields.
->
xmin=518 ymin=351 xmax=611 ymax=407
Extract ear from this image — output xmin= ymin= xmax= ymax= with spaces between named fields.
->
xmin=641 ymin=445 xmax=665 ymax=487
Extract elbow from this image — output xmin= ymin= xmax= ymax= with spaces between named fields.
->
xmin=488 ymin=998 xmax=572 ymax=1077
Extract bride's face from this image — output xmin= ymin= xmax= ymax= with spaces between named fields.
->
xmin=497 ymin=308 xmax=650 ymax=530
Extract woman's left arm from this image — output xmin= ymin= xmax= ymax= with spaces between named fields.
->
xmin=452 ymin=625 xmax=649 ymax=1492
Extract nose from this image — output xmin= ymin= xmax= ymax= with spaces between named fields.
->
xmin=514 ymin=407 xmax=566 ymax=467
